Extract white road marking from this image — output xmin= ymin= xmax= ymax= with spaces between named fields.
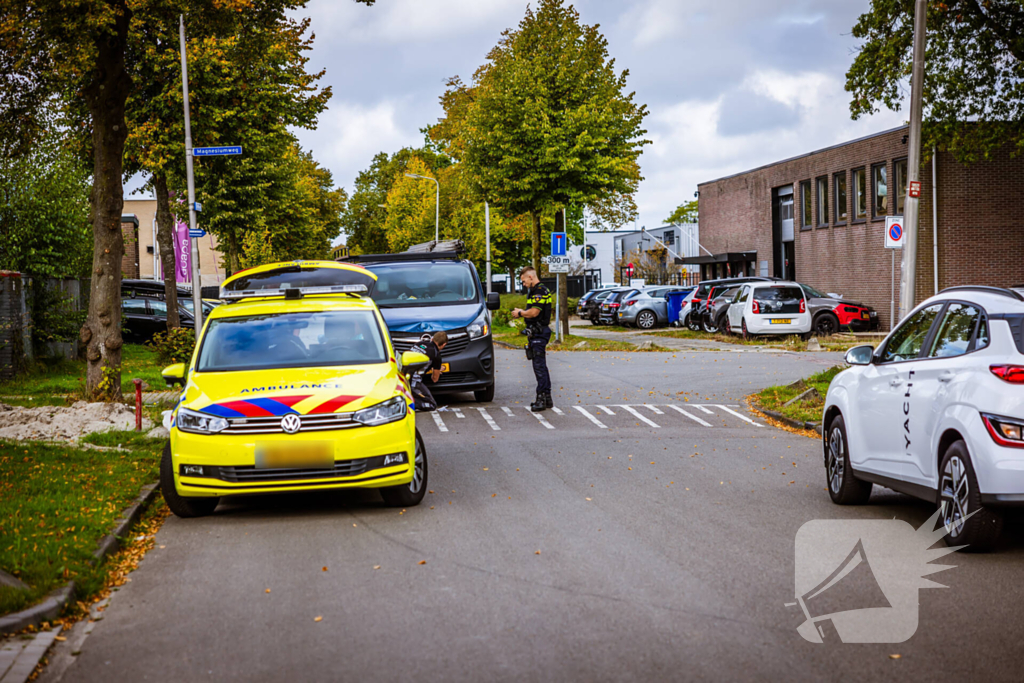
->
xmin=552 ymin=406 xmax=565 ymax=415
xmin=710 ymin=404 xmax=764 ymax=427
xmin=617 ymin=405 xmax=660 ymax=428
xmin=474 ymin=407 xmax=501 ymax=430
xmin=453 ymin=408 xmax=466 ymax=418
xmin=501 ymin=407 xmax=516 ymax=417
xmin=529 ymin=410 xmax=556 ymax=429
xmin=573 ymin=405 xmax=608 ymax=429
xmin=665 ymin=404 xmax=712 ymax=427
xmin=643 ymin=405 xmax=664 ymax=415
xmin=692 ymin=404 xmax=715 ymax=414
xmin=430 ymin=412 xmax=448 ymax=432
xmin=596 ymin=405 xmax=616 ymax=415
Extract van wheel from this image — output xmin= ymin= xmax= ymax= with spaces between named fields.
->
xmin=160 ymin=443 xmax=219 ymax=518
xmin=474 ymin=383 xmax=495 ymax=402
xmin=380 ymin=432 xmax=428 ymax=507
xmin=824 ymin=414 xmax=872 ymax=505
xmin=938 ymin=441 xmax=1002 ymax=551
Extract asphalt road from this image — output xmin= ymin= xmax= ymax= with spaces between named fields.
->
xmin=44 ymin=348 xmax=1024 ymax=682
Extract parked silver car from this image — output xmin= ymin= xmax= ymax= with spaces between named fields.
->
xmin=618 ymin=286 xmax=692 ymax=329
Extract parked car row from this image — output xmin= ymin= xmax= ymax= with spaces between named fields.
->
xmin=122 ymin=279 xmax=220 ymax=344
xmin=576 ymin=277 xmax=880 ymax=338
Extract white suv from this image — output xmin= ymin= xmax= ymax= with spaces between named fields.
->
xmin=822 ymin=286 xmax=1024 ymax=550
xmin=725 ymin=281 xmax=812 ymax=338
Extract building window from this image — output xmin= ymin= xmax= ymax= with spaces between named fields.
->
xmin=800 ymin=180 xmax=812 ymax=229
xmin=834 ymin=171 xmax=848 ymax=224
xmin=872 ymin=163 xmax=887 ymax=219
xmin=816 ymin=176 xmax=828 ymax=227
xmin=894 ymin=159 xmax=908 ymax=215
xmin=853 ymin=167 xmax=867 ymax=220
xmin=663 ymin=230 xmax=675 ymax=247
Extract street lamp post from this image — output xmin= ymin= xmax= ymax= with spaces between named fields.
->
xmin=404 ymin=173 xmax=439 ymax=243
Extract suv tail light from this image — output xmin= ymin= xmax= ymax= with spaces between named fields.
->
xmin=799 ymin=299 xmax=806 ymax=314
xmin=610 ymin=302 xmax=620 ymax=308
xmin=991 ymin=365 xmax=1024 ymax=384
xmin=752 ymin=300 xmax=760 ymax=314
xmin=982 ymin=413 xmax=1024 ymax=448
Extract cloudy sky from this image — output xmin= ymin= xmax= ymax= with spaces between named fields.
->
xmin=136 ymin=0 xmax=907 ymax=236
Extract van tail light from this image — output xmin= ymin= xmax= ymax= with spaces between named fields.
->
xmin=752 ymin=300 xmax=760 ymax=314
xmin=990 ymin=365 xmax=1024 ymax=384
xmin=982 ymin=413 xmax=1024 ymax=449
xmin=799 ymin=299 xmax=806 ymax=313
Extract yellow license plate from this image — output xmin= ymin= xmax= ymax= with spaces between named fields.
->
xmin=862 ymin=312 xmax=870 ymax=320
xmin=769 ymin=318 xmax=792 ymax=324
xmin=255 ymin=441 xmax=333 ymax=469
xmin=440 ymin=363 xmax=450 ymax=373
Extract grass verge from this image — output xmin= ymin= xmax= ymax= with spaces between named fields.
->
xmin=751 ymin=365 xmax=845 ymax=425
xmin=644 ymin=328 xmax=882 ymax=352
xmin=0 ymin=344 xmax=166 ymax=403
xmin=0 ymin=431 xmax=164 ymax=616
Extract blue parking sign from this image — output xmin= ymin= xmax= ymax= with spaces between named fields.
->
xmin=550 ymin=232 xmax=567 ymax=257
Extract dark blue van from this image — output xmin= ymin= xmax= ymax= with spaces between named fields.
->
xmin=346 ymin=251 xmax=500 ymax=402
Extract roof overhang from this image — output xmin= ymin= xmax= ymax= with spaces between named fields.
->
xmin=682 ymin=251 xmax=757 ymax=265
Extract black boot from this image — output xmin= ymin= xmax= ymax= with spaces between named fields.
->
xmin=530 ymin=393 xmax=547 ymax=412
xmin=543 ymin=392 xmax=553 ymax=409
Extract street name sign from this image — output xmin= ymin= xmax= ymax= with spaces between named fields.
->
xmin=192 ymin=146 xmax=242 ymax=157
xmin=885 ymin=216 xmax=904 ymax=249
xmin=189 ymin=229 xmax=207 ymax=238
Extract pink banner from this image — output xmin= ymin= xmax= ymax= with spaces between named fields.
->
xmin=173 ymin=220 xmax=192 ymax=283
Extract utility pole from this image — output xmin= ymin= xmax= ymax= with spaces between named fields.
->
xmin=179 ymin=16 xmax=203 ymax=332
xmin=485 ymin=201 xmax=491 ymax=295
xmin=899 ymin=0 xmax=927 ymax=321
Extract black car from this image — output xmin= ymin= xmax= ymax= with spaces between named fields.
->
xmin=582 ymin=289 xmax=615 ymax=324
xmin=598 ymin=287 xmax=639 ymax=325
xmin=121 ymin=280 xmax=215 ymax=343
xmin=708 ymin=285 xmax=743 ymax=333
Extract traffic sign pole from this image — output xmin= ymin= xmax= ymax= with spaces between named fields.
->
xmin=180 ymin=16 xmax=203 ymax=332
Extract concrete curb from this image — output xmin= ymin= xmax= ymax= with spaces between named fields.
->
xmin=0 ymin=482 xmax=160 ymax=635
xmin=493 ymin=340 xmax=519 ymax=350
xmin=755 ymin=405 xmax=823 ymax=436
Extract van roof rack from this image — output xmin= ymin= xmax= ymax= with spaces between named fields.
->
xmin=939 ymin=285 xmax=1024 ymax=302
xmin=221 ymin=284 xmax=369 ymax=302
xmin=341 ymin=239 xmax=466 ymax=264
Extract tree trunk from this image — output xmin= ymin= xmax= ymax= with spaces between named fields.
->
xmin=227 ymin=230 xmax=241 ymax=273
xmin=531 ymin=211 xmax=541 ymax=274
xmin=153 ymin=175 xmax=180 ymax=329
xmin=79 ymin=1 xmax=132 ymax=401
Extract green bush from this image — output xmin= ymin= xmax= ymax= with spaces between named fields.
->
xmin=147 ymin=327 xmax=196 ymax=365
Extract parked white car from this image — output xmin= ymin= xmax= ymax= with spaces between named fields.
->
xmin=822 ymin=286 xmax=1024 ymax=550
xmin=725 ymin=282 xmax=812 ymax=338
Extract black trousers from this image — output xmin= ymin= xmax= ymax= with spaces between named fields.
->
xmin=529 ymin=326 xmax=551 ymax=394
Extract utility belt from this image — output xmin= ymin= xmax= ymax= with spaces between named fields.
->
xmin=521 ymin=324 xmax=550 ymax=360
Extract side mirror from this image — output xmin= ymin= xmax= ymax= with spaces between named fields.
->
xmin=400 ymin=351 xmax=431 ymax=376
xmin=486 ymin=292 xmax=500 ymax=311
xmin=844 ymin=345 xmax=874 ymax=366
xmin=162 ymin=363 xmax=187 ymax=388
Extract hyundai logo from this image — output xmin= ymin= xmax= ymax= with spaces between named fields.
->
xmin=281 ymin=414 xmax=302 ymax=434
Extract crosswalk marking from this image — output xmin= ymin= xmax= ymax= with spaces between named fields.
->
xmin=474 ymin=407 xmax=500 ymax=430
xmin=430 ymin=411 xmax=448 ymax=432
xmin=529 ymin=410 xmax=555 ymax=429
xmin=643 ymin=405 xmax=664 ymax=415
xmin=617 ymin=405 xmax=660 ymax=428
xmin=710 ymin=404 xmax=764 ymax=427
xmin=552 ymin=406 xmax=565 ymax=415
xmin=596 ymin=405 xmax=615 ymax=415
xmin=692 ymin=404 xmax=715 ymax=415
xmin=573 ymin=405 xmax=608 ymax=429
xmin=665 ymin=404 xmax=712 ymax=427
xmin=501 ymin=407 xmax=516 ymax=417
xmin=453 ymin=408 xmax=466 ymax=418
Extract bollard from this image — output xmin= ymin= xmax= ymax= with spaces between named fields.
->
xmin=133 ymin=378 xmax=143 ymax=432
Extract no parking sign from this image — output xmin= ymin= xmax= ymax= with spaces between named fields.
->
xmin=885 ymin=215 xmax=904 ymax=249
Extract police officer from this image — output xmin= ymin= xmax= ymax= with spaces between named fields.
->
xmin=511 ymin=267 xmax=553 ymax=412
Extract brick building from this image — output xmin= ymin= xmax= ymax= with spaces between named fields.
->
xmin=693 ymin=125 xmax=1024 ymax=330
xmin=121 ymin=214 xmax=140 ymax=279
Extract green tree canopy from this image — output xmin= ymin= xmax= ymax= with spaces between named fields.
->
xmin=847 ymin=0 xmax=1024 ymax=162
xmin=664 ymin=199 xmax=698 ymax=225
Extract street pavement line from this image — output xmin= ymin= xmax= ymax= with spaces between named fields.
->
xmin=430 ymin=412 xmax=448 ymax=433
xmin=551 ymin=406 xmax=565 ymax=415
xmin=710 ymin=404 xmax=764 ymax=427
xmin=474 ymin=407 xmax=500 ymax=430
xmin=453 ymin=408 xmax=466 ymax=418
xmin=692 ymin=404 xmax=715 ymax=414
xmin=596 ymin=405 xmax=615 ymax=415
xmin=617 ymin=405 xmax=660 ymax=428
xmin=643 ymin=405 xmax=664 ymax=414
xmin=501 ymin=407 xmax=516 ymax=417
xmin=529 ymin=410 xmax=556 ymax=429
xmin=573 ymin=405 xmax=607 ymax=429
xmin=665 ymin=404 xmax=712 ymax=427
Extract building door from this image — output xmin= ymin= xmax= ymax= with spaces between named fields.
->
xmin=772 ymin=185 xmax=795 ymax=279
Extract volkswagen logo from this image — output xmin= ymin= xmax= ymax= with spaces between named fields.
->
xmin=281 ymin=414 xmax=302 ymax=434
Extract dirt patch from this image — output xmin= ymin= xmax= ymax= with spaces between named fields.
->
xmin=0 ymin=402 xmax=152 ymax=441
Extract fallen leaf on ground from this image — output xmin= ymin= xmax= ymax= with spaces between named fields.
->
xmin=418 ymin=560 xmax=427 ymax=565
xmin=322 ymin=566 xmax=328 ymax=572
xmin=373 ymin=565 xmax=381 ymax=570
xmin=889 ymin=654 xmax=901 ymax=660
xmin=535 ymin=550 xmax=541 ymax=555
xmin=265 ymin=589 xmax=271 ymax=593
xmin=314 ymin=616 xmax=323 ymax=622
